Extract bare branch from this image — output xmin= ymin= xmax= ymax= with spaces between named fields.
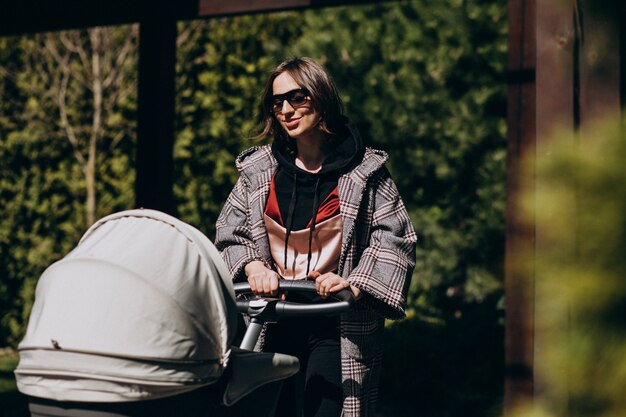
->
xmin=58 ymin=31 xmax=81 ymax=53
xmin=74 ymin=31 xmax=92 ymax=74
xmin=102 ymin=79 xmax=135 ymax=120
xmin=56 ymin=30 xmax=93 ymax=91
xmin=43 ymin=33 xmax=92 ymax=89
xmin=102 ymin=27 xmax=137 ymax=89
xmin=116 ymin=84 xmax=136 ymax=107
xmin=109 ymin=130 xmax=127 ymax=151
xmin=177 ymin=20 xmax=204 ymax=47
xmin=57 ymin=67 xmax=87 ymax=167
xmin=43 ymin=35 xmax=67 ymax=68
xmin=89 ymin=27 xmax=104 ymax=145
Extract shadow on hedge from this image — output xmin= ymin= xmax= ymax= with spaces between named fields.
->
xmin=377 ymin=297 xmax=504 ymax=417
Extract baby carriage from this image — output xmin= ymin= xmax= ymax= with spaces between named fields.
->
xmin=14 ymin=209 xmax=354 ymax=417
xmin=14 ymin=209 xmax=302 ymax=417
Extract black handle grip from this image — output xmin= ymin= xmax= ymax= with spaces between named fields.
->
xmin=233 ymin=280 xmax=355 ymax=319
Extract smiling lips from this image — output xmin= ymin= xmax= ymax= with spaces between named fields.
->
xmin=284 ymin=118 xmax=301 ymax=129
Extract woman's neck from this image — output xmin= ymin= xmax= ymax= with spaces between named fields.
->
xmin=295 ymin=155 xmax=323 ymax=173
xmin=294 ymin=131 xmax=327 ymax=172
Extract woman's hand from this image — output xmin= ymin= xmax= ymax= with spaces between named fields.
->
xmin=244 ymin=261 xmax=280 ymax=297
xmin=309 ymin=271 xmax=362 ymax=299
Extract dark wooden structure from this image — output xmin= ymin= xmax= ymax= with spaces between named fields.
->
xmin=505 ymin=0 xmax=624 ymax=413
xmin=1 ymin=0 xmax=625 ymax=415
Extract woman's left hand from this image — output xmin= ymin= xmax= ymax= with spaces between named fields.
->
xmin=309 ymin=271 xmax=361 ymax=299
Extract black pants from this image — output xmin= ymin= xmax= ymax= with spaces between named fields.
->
xmin=263 ymin=315 xmax=343 ymax=417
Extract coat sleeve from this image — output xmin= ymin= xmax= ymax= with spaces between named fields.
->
xmin=215 ymin=175 xmax=267 ymax=282
xmin=346 ymin=169 xmax=417 ymax=320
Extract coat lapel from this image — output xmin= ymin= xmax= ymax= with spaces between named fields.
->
xmin=236 ymin=145 xmax=277 ymax=263
xmin=251 ymin=167 xmax=274 ymax=261
xmin=337 ymin=174 xmax=364 ymax=275
xmin=337 ymin=148 xmax=388 ymax=275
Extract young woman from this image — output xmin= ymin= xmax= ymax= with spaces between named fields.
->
xmin=215 ymin=57 xmax=417 ymax=417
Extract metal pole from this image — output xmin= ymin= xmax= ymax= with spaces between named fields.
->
xmin=239 ymin=319 xmax=264 ymax=351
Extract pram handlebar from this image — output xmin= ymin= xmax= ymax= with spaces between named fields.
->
xmin=233 ymin=280 xmax=355 ymax=350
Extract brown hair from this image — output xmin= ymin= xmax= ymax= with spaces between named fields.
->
xmin=255 ymin=57 xmax=345 ymax=147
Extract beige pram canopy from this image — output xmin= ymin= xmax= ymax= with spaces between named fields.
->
xmin=15 ymin=209 xmax=297 ymax=407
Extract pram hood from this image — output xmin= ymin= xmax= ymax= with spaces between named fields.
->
xmin=16 ymin=209 xmax=241 ymax=401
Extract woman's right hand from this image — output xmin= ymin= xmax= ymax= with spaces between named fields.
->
xmin=244 ymin=261 xmax=280 ymax=297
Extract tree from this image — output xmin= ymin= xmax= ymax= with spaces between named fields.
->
xmin=40 ymin=27 xmax=137 ymax=227
xmin=0 ymin=26 xmax=137 ymax=345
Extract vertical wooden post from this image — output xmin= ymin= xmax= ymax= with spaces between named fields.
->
xmin=504 ymin=0 xmax=536 ymax=412
xmin=578 ymin=0 xmax=621 ymax=135
xmin=534 ymin=1 xmax=575 ymax=413
xmin=135 ymin=2 xmax=177 ymax=214
xmin=506 ymin=0 xmax=577 ymax=413
xmin=622 ymin=2 xmax=626 ymax=109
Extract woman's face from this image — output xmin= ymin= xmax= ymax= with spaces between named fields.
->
xmin=272 ymin=72 xmax=322 ymax=141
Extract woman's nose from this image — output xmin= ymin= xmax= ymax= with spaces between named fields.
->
xmin=281 ymin=99 xmax=295 ymax=114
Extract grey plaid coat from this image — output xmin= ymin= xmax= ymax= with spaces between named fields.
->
xmin=215 ymin=145 xmax=416 ymax=417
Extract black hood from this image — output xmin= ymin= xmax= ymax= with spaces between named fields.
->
xmin=271 ymin=118 xmax=365 ymax=178
xmin=268 ymin=119 xmax=365 ymax=276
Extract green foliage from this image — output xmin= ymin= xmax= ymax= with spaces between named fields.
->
xmin=514 ymin=117 xmax=626 ymax=417
xmin=0 ymin=349 xmax=18 ymax=392
xmin=0 ymin=349 xmax=27 ymax=414
xmin=175 ymin=15 xmax=303 ymax=237
xmin=291 ymin=1 xmax=507 ymax=319
xmin=0 ymin=27 xmax=137 ymax=346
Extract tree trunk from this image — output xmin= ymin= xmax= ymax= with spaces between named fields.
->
xmin=86 ymin=27 xmax=103 ymax=227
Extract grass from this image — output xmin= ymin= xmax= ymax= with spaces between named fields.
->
xmin=0 ymin=350 xmax=18 ymax=393
xmin=0 ymin=349 xmax=28 ymax=417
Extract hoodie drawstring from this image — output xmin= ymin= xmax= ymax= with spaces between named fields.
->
xmin=282 ymin=174 xmax=321 ymax=277
xmin=306 ymin=178 xmax=320 ymax=276
xmin=283 ymin=172 xmax=298 ymax=271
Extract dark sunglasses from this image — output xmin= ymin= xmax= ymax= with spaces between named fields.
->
xmin=271 ymin=89 xmax=309 ymax=114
